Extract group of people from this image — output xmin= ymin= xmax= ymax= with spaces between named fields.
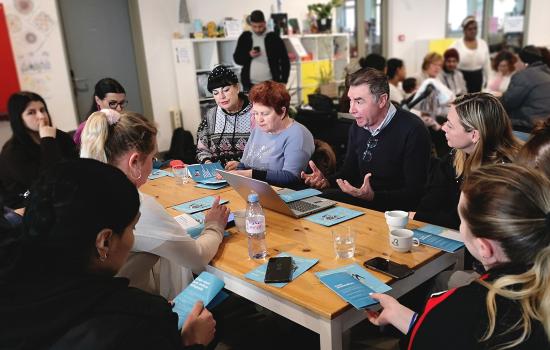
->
xmin=1 ymin=9 xmax=550 ymax=350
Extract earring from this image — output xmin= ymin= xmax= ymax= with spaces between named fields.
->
xmin=132 ymin=170 xmax=142 ymax=180
xmin=99 ymin=254 xmax=107 ymax=262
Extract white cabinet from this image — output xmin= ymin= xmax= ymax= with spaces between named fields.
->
xmin=171 ymin=34 xmax=349 ymax=137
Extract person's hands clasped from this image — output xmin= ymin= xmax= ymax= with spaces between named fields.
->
xmin=301 ymin=161 xmax=329 ymax=189
xmin=38 ymin=117 xmax=57 ymax=139
xmin=366 ymin=293 xmax=415 ymax=334
xmin=225 ymin=161 xmax=239 ymax=171
xmin=204 ymin=196 xmax=230 ymax=228
xmin=181 ymin=301 xmax=216 ymax=346
xmin=336 ymin=173 xmax=374 ymax=201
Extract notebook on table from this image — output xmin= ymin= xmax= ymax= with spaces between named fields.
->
xmin=218 ymin=170 xmax=335 ymax=218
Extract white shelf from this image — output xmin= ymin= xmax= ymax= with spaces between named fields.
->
xmin=171 ymin=33 xmax=350 ymax=133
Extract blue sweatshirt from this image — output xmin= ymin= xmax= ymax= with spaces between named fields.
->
xmin=239 ymin=121 xmax=314 ymax=186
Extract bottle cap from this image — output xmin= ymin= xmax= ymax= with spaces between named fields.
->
xmin=247 ymin=193 xmax=259 ymax=202
xmin=170 ymin=160 xmax=184 ymax=169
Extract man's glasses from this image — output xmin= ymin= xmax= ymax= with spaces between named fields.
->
xmin=107 ymin=100 xmax=128 ymax=109
xmin=362 ymin=136 xmax=378 ymax=162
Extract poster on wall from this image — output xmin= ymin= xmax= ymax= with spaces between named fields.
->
xmin=3 ymin=0 xmax=77 ymax=130
xmin=0 ymin=4 xmax=20 ymax=118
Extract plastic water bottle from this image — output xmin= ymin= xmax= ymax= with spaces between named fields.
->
xmin=246 ymin=193 xmax=267 ymax=259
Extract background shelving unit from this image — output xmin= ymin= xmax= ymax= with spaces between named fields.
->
xmin=172 ymin=33 xmax=349 ymax=137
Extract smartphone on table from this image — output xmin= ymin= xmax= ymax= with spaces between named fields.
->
xmin=363 ymin=257 xmax=414 ymax=279
xmin=264 ymin=257 xmax=293 ymax=283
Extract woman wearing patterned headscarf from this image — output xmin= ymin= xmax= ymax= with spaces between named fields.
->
xmin=196 ymin=65 xmax=253 ymax=170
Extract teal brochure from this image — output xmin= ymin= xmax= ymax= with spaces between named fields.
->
xmin=412 ymin=224 xmax=464 ymax=253
xmin=315 ymin=264 xmax=392 ymax=292
xmin=244 ymin=252 xmax=319 ymax=288
xmin=304 ymin=206 xmax=364 ymax=226
xmin=319 ymin=272 xmax=379 ymax=309
xmin=278 ymin=188 xmax=322 ymax=203
xmin=186 ymin=224 xmax=230 ymax=239
xmin=172 ymin=196 xmax=228 ymax=214
xmin=172 ymin=271 xmax=227 ymax=329
xmin=316 ymin=264 xmax=391 ymax=309
xmin=187 ymin=162 xmax=226 ymax=184
xmin=148 ymin=169 xmax=174 ymax=180
xmin=195 ymin=182 xmax=228 ymax=190
xmin=190 ymin=212 xmax=206 ymax=224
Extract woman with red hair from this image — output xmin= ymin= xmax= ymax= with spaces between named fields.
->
xmin=229 ymin=81 xmax=314 ymax=187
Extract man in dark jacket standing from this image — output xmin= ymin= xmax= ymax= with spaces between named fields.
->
xmin=233 ymin=10 xmax=290 ymax=91
xmin=501 ymin=45 xmax=550 ymax=131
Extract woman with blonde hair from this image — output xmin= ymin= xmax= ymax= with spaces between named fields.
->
xmin=369 ymin=163 xmax=550 ymax=349
xmin=414 ymin=92 xmax=521 ymax=229
xmin=80 ymin=109 xmax=230 ymax=299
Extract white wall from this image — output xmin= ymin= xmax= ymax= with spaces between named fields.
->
xmin=136 ymin=0 xmax=323 ymax=151
xmin=1 ymin=0 xmax=77 ymax=132
xmin=526 ymin=0 xmax=550 ymax=46
xmin=386 ymin=0 xmax=447 ymax=77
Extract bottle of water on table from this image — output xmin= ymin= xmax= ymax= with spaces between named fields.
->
xmin=246 ymin=193 xmax=267 ymax=259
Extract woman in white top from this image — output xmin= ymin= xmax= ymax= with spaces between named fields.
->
xmin=80 ymin=109 xmax=229 ymax=298
xmin=451 ymin=16 xmax=491 ymax=93
xmin=486 ymin=50 xmax=517 ymax=96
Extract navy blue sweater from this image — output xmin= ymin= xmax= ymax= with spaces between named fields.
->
xmin=328 ymin=108 xmax=431 ymax=211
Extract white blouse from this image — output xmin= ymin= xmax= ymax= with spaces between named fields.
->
xmin=117 ymin=192 xmax=224 ymax=299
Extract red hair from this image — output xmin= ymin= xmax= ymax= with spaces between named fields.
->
xmin=249 ymin=81 xmax=290 ymax=116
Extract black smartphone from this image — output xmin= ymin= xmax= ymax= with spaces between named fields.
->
xmin=363 ymin=257 xmax=414 ymax=279
xmin=253 ymin=46 xmax=261 ymax=52
xmin=225 ymin=212 xmax=235 ymax=229
xmin=264 ymin=257 xmax=293 ymax=283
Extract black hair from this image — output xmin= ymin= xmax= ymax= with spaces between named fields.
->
xmin=207 ymin=65 xmax=239 ymax=92
xmin=0 ymin=159 xmax=140 ymax=282
xmin=402 ymin=77 xmax=417 ymax=94
xmin=7 ymin=91 xmax=50 ymax=151
xmin=348 ymin=67 xmax=389 ymax=101
xmin=359 ymin=53 xmax=387 ymax=72
xmin=87 ymin=78 xmax=126 ymax=117
xmin=387 ymin=58 xmax=404 ymax=80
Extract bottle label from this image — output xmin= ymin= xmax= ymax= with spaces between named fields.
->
xmin=246 ymin=216 xmax=265 ymax=234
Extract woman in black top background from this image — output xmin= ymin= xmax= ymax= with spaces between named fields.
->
xmin=0 ymin=91 xmax=77 ymax=209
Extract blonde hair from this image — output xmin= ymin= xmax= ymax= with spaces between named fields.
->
xmin=460 ymin=164 xmax=550 ymax=349
xmin=80 ymin=111 xmax=157 ymax=164
xmin=452 ymin=93 xmax=522 ymax=178
xmin=421 ymin=52 xmax=443 ymax=71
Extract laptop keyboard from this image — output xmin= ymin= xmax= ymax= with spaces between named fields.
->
xmin=287 ymin=200 xmax=320 ymax=213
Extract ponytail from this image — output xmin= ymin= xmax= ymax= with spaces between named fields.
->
xmin=479 ymin=246 xmax=550 ymax=349
xmin=80 ymin=111 xmax=111 ymax=162
xmin=80 ymin=110 xmax=157 ymax=165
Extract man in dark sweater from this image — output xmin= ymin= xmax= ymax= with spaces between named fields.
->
xmin=302 ymin=68 xmax=431 ymax=211
xmin=233 ymin=10 xmax=290 ymax=91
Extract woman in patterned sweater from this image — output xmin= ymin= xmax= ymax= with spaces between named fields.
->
xmin=196 ymin=65 xmax=253 ymax=169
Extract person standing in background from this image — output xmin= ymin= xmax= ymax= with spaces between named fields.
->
xmin=233 ymin=10 xmax=290 ymax=92
xmin=451 ymin=16 xmax=490 ymax=93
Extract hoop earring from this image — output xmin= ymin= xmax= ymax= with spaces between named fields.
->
xmin=131 ymin=168 xmax=142 ymax=181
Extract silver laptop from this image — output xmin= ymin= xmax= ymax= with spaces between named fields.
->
xmin=218 ymin=170 xmax=336 ymax=218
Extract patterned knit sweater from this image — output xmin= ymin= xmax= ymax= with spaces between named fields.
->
xmin=196 ymin=94 xmax=253 ymax=165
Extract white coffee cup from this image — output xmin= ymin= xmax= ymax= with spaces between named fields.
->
xmin=385 ymin=210 xmax=409 ymax=231
xmin=389 ymin=229 xmax=420 ymax=253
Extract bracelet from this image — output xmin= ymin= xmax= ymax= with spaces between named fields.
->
xmin=408 ymin=312 xmax=419 ymax=334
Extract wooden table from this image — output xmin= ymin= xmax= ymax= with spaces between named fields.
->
xmin=140 ymin=175 xmax=232 ymax=208
xmin=141 ymin=177 xmax=462 ymax=350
